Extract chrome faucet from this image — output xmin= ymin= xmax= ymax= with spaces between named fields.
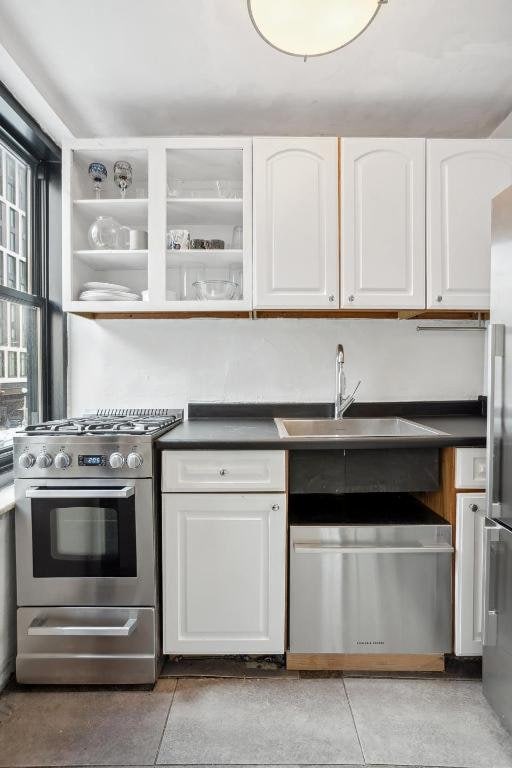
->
xmin=335 ymin=344 xmax=361 ymax=419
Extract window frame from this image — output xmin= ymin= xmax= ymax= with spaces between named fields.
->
xmin=0 ymin=82 xmax=63 ymax=477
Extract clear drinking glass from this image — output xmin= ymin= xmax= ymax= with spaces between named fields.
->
xmin=113 ymin=160 xmax=133 ymax=199
xmin=88 ymin=162 xmax=108 ymax=199
xmin=231 ymin=225 xmax=243 ymax=249
xmin=228 ymin=263 xmax=243 ymax=299
xmin=180 ymin=262 xmax=205 ymax=300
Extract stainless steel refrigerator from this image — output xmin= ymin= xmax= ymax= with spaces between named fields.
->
xmin=483 ymin=184 xmax=512 ymax=732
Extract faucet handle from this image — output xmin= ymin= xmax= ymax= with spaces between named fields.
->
xmin=348 ymin=380 xmax=361 ymax=400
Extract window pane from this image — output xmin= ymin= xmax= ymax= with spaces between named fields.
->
xmin=0 ymin=300 xmax=40 ymax=447
xmin=7 ymin=255 xmax=16 ymax=288
xmin=9 ymin=208 xmax=18 ymax=253
xmin=0 ymin=302 xmax=7 ymax=345
xmin=9 ymin=304 xmax=19 ymax=346
xmin=6 ymin=155 xmax=16 ymax=204
xmin=19 ymin=260 xmax=27 ymax=292
xmin=18 ymin=164 xmax=27 ymax=212
xmin=7 ymin=351 xmax=16 ymax=378
xmin=0 ymin=203 xmax=4 ymax=247
xmin=20 ymin=214 xmax=27 ymax=258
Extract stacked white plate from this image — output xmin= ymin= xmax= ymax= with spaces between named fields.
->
xmin=78 ymin=282 xmax=142 ymax=302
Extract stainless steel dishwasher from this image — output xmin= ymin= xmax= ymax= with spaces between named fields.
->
xmin=289 ymin=495 xmax=453 ymax=654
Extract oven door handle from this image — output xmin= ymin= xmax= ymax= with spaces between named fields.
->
xmin=27 ymin=616 xmax=138 ymax=637
xmin=25 ymin=486 xmax=135 ymax=499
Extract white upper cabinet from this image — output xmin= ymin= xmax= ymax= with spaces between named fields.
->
xmin=62 ymin=137 xmax=252 ymax=313
xmin=253 ymin=138 xmax=339 ymax=309
xmin=340 ymin=138 xmax=426 ymax=309
xmin=427 ymin=139 xmax=512 ymax=310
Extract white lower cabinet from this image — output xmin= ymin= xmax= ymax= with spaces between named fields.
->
xmin=162 ymin=492 xmax=286 ymax=654
xmin=455 ymin=493 xmax=486 ymax=656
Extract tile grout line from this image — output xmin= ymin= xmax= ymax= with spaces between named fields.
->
xmin=154 ymin=676 xmax=179 ymax=766
xmin=342 ymin=677 xmax=367 ymax=766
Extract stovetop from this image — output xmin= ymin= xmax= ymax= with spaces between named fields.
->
xmin=21 ymin=409 xmax=183 ymax=436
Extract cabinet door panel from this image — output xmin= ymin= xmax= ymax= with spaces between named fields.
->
xmin=253 ymin=138 xmax=339 ymax=308
xmin=427 ymin=140 xmax=512 ymax=309
xmin=455 ymin=493 xmax=486 ymax=656
xmin=341 ymin=138 xmax=426 ymax=309
xmin=162 ymin=493 xmax=286 ymax=654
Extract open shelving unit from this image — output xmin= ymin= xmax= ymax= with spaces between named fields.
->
xmin=62 ymin=138 xmax=252 ymax=314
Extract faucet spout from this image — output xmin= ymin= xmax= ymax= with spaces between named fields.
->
xmin=334 ymin=343 xmax=361 ymax=419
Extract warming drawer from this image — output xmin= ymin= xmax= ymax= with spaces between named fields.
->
xmin=16 ymin=606 xmax=158 ymax=684
xmin=289 ymin=496 xmax=453 ymax=654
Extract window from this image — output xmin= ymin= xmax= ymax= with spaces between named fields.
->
xmin=0 ymin=83 xmax=63 ymax=476
xmin=0 ymin=138 xmax=41 ymax=457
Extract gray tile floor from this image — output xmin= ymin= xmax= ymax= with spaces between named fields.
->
xmin=0 ymin=677 xmax=511 ymax=768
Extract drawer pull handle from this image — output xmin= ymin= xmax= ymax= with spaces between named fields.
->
xmin=27 ymin=616 xmax=137 ymax=637
xmin=294 ymin=543 xmax=454 ymax=554
xmin=470 ymin=503 xmax=480 ymax=513
xmin=272 ymin=504 xmax=280 ymax=511
xmin=219 ymin=468 xmax=228 ymax=476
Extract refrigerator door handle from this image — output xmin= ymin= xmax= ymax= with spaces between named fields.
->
xmin=483 ymin=519 xmax=501 ymax=647
xmin=486 ymin=323 xmax=505 ymax=518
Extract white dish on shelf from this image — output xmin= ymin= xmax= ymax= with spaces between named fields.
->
xmin=83 ymin=281 xmax=132 ymax=292
xmin=79 ymin=289 xmax=141 ymax=302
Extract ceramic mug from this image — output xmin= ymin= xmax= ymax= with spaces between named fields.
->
xmin=129 ymin=229 xmax=148 ymax=250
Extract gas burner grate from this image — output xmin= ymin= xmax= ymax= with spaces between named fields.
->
xmin=20 ymin=409 xmax=183 ymax=436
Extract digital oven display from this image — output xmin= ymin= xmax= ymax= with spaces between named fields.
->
xmin=78 ymin=454 xmax=106 ymax=467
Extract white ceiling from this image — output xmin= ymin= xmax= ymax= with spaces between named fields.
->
xmin=0 ymin=0 xmax=511 ymax=139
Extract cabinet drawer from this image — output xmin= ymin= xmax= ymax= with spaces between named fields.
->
xmin=455 ymin=448 xmax=487 ymax=489
xmin=162 ymin=450 xmax=286 ymax=492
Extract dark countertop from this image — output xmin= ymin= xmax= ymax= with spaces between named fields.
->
xmin=157 ymin=411 xmax=486 ymax=451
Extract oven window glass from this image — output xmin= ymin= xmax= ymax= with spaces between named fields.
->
xmin=32 ymin=492 xmax=137 ymax=578
xmin=51 ymin=507 xmax=119 ymax=560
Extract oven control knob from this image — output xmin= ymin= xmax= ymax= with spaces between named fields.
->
xmin=36 ymin=452 xmax=53 ymax=469
xmin=18 ymin=452 xmax=35 ymax=469
xmin=126 ymin=452 xmax=143 ymax=469
xmin=109 ymin=452 xmax=125 ymax=469
xmin=54 ymin=451 xmax=71 ymax=469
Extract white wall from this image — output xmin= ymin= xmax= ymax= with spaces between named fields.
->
xmin=0 ymin=509 xmax=16 ymax=690
xmin=68 ymin=317 xmax=485 ymax=412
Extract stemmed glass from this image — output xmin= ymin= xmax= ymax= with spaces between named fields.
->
xmin=88 ymin=162 xmax=107 ymax=199
xmin=113 ymin=161 xmax=133 ymax=199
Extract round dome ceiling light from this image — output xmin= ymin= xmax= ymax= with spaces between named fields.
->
xmin=248 ymin=0 xmax=388 ymax=60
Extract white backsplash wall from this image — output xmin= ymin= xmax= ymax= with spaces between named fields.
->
xmin=68 ymin=317 xmax=485 ymax=413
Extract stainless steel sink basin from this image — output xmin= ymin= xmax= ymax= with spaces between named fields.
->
xmin=274 ymin=417 xmax=447 ymax=439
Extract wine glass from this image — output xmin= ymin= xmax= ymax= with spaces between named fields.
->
xmin=113 ymin=160 xmax=133 ymax=198
xmin=88 ymin=162 xmax=107 ymax=199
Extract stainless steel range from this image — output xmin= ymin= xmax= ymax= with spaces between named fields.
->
xmin=14 ymin=408 xmax=183 ymax=685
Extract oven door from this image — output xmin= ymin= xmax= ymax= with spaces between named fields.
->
xmin=15 ymin=478 xmax=156 ymax=607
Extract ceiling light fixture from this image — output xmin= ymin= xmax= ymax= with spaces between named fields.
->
xmin=248 ymin=0 xmax=388 ymax=61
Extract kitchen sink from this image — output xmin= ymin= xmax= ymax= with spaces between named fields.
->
xmin=274 ymin=417 xmax=447 ymax=439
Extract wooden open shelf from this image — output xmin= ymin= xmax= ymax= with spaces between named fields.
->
xmin=69 ymin=308 xmax=490 ymax=320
